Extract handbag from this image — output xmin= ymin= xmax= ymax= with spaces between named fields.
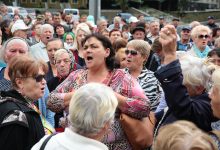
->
xmin=120 ymin=112 xmax=155 ymax=150
xmin=106 ymin=70 xmax=155 ymax=149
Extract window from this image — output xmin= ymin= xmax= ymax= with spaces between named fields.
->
xmin=21 ymin=0 xmax=27 ymax=3
xmin=51 ymin=0 xmax=56 ymax=3
xmin=31 ymin=0 xmax=36 ymax=3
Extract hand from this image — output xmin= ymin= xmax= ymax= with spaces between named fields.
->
xmin=159 ymin=25 xmax=177 ymax=64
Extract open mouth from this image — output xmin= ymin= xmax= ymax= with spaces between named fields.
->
xmin=127 ymin=59 xmax=132 ymax=62
xmin=87 ymin=56 xmax=93 ymax=61
xmin=46 ymin=36 xmax=51 ymax=39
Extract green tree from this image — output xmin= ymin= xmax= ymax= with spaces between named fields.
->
xmin=115 ymin=0 xmax=128 ymax=12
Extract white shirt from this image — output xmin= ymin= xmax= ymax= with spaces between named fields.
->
xmin=31 ymin=128 xmax=108 ymax=150
xmin=30 ymin=41 xmax=49 ymax=62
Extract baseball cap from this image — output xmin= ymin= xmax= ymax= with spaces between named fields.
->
xmin=208 ymin=16 xmax=214 ymax=19
xmin=11 ymin=20 xmax=29 ymax=34
xmin=172 ymin=17 xmax=180 ymax=21
xmin=182 ymin=26 xmax=191 ymax=31
xmin=131 ymin=26 xmax=145 ymax=34
xmin=128 ymin=16 xmax=139 ymax=24
xmin=159 ymin=16 xmax=164 ymax=19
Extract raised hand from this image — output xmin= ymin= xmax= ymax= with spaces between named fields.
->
xmin=159 ymin=25 xmax=177 ymax=64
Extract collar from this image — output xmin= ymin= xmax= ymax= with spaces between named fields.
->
xmin=193 ymin=45 xmax=210 ymax=58
xmin=39 ymin=41 xmax=46 ymax=49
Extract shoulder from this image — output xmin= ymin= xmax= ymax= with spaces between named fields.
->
xmin=0 ymin=109 xmax=29 ymax=128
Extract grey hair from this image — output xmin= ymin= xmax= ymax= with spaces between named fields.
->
xmin=97 ymin=18 xmax=107 ymax=26
xmin=69 ymin=83 xmax=118 ymax=136
xmin=114 ymin=16 xmax=121 ymax=23
xmin=180 ymin=55 xmax=213 ymax=90
xmin=190 ymin=25 xmax=211 ymax=40
xmin=127 ymin=39 xmax=151 ymax=58
xmin=212 ymin=68 xmax=220 ymax=90
xmin=0 ymin=37 xmax=30 ymax=63
xmin=40 ymin=24 xmax=54 ymax=35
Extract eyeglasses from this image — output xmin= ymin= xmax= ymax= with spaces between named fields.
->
xmin=198 ymin=34 xmax=209 ymax=39
xmin=33 ymin=74 xmax=46 ymax=82
xmin=125 ymin=49 xmax=139 ymax=56
xmin=18 ymin=74 xmax=45 ymax=82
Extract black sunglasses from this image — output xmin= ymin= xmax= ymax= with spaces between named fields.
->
xmin=33 ymin=74 xmax=46 ymax=82
xmin=198 ymin=34 xmax=209 ymax=39
xmin=125 ymin=49 xmax=139 ymax=56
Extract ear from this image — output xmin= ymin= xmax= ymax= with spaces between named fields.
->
xmin=15 ymin=78 xmax=24 ymax=89
xmin=105 ymin=48 xmax=111 ymax=58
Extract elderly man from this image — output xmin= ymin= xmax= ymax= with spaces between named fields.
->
xmin=96 ymin=18 xmax=108 ymax=33
xmin=30 ymin=24 xmax=54 ymax=62
xmin=147 ymin=21 xmax=160 ymax=43
xmin=177 ymin=26 xmax=192 ymax=51
xmin=45 ymin=38 xmax=64 ymax=81
xmin=108 ymin=16 xmax=123 ymax=31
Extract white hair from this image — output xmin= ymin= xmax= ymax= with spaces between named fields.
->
xmin=69 ymin=83 xmax=118 ymax=136
xmin=0 ymin=37 xmax=30 ymax=63
xmin=40 ymin=24 xmax=54 ymax=35
xmin=180 ymin=55 xmax=213 ymax=90
xmin=212 ymin=68 xmax=220 ymax=90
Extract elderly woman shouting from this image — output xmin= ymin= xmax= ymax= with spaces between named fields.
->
xmin=0 ymin=55 xmax=47 ymax=150
xmin=48 ymin=33 xmax=150 ymax=149
xmin=154 ymin=25 xmax=216 ymax=133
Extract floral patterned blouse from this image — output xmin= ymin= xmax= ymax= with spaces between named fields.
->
xmin=48 ymin=69 xmax=150 ymax=150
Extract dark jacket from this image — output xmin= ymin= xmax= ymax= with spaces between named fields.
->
xmin=0 ymin=90 xmax=45 ymax=150
xmin=154 ymin=60 xmax=217 ymax=132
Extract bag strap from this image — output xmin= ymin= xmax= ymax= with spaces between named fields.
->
xmin=39 ymin=133 xmax=57 ymax=150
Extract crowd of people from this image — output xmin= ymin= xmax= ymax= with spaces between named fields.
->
xmin=1 ymin=2 xmax=220 ymax=150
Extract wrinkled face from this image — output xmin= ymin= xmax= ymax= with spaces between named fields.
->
xmin=65 ymin=34 xmax=74 ymax=45
xmin=133 ymin=31 xmax=145 ymax=40
xmin=181 ymin=30 xmax=191 ymax=41
xmin=40 ymin=27 xmax=53 ymax=44
xmin=13 ymin=30 xmax=27 ymax=39
xmin=194 ymin=31 xmax=210 ymax=50
xmin=83 ymin=37 xmax=110 ymax=70
xmin=150 ymin=22 xmax=159 ymax=36
xmin=110 ymin=31 xmax=121 ymax=44
xmin=56 ymin=26 xmax=65 ymax=36
xmin=99 ymin=21 xmax=108 ymax=31
xmin=5 ymin=41 xmax=29 ymax=63
xmin=55 ymin=52 xmax=71 ymax=77
xmin=47 ymin=40 xmax=63 ymax=64
xmin=115 ymin=47 xmax=127 ymax=68
xmin=209 ymin=86 xmax=220 ymax=118
xmin=17 ymin=67 xmax=46 ymax=100
xmin=125 ymin=45 xmax=145 ymax=72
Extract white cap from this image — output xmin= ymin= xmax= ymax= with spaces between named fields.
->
xmin=128 ymin=16 xmax=139 ymax=24
xmin=11 ymin=20 xmax=29 ymax=34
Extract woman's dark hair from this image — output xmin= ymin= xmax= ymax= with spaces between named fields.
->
xmin=82 ymin=33 xmax=115 ymax=71
xmin=208 ymin=48 xmax=220 ymax=57
xmin=112 ymin=38 xmax=127 ymax=52
xmin=212 ymin=28 xmax=220 ymax=38
xmin=109 ymin=28 xmax=122 ymax=37
xmin=0 ymin=19 xmax=12 ymax=42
